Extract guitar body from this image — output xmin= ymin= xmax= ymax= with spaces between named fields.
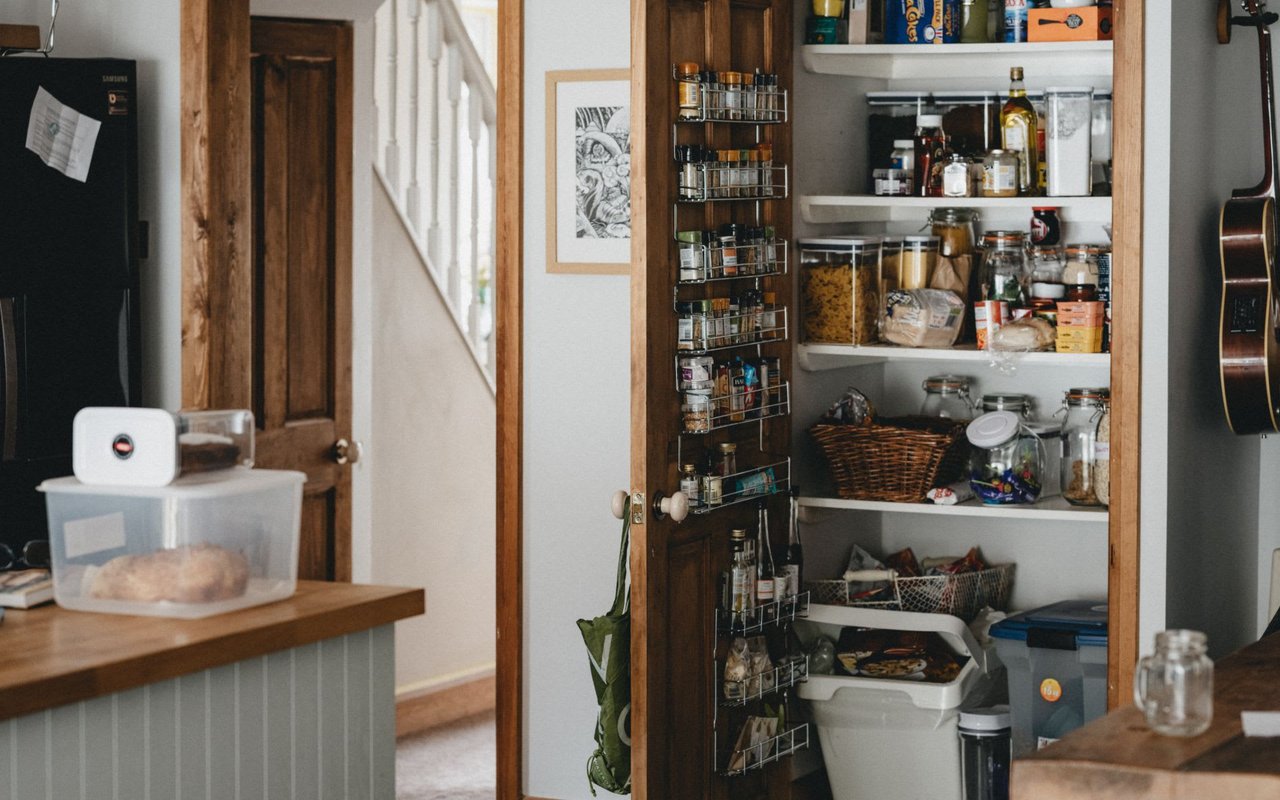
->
xmin=1219 ymin=0 xmax=1280 ymax=434
xmin=1220 ymin=195 xmax=1280 ymax=433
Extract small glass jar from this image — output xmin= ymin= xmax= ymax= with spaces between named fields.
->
xmin=982 ymin=149 xmax=1020 ymax=197
xmin=721 ymin=71 xmax=744 ymax=120
xmin=682 ymin=391 xmax=712 ymax=433
xmin=920 ymin=375 xmax=974 ymax=419
xmin=979 ymin=230 xmax=1029 ymax=306
xmin=719 ymin=442 xmax=738 ymax=479
xmin=1061 ymin=243 xmax=1100 ymax=286
xmin=1059 ymin=387 xmax=1109 ymax=506
xmin=680 ymin=463 xmax=701 ymax=507
xmin=981 ymin=393 xmax=1033 ymax=418
xmin=931 ymin=208 xmax=979 ymax=258
xmin=967 ymin=411 xmax=1046 ymax=505
xmin=1135 ymin=630 xmax=1214 ymax=737
xmin=1066 ymin=283 xmax=1098 ymax=302
xmin=677 ymin=230 xmax=705 ymax=282
xmin=942 ymin=154 xmax=974 ymax=197
xmin=890 ymin=139 xmax=915 ymax=175
xmin=677 ymin=62 xmax=702 ymax=120
xmin=900 ymin=235 xmax=940 ymax=290
xmin=1025 ymin=420 xmax=1063 ymax=498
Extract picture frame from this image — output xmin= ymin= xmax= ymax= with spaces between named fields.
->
xmin=545 ymin=69 xmax=631 ymax=275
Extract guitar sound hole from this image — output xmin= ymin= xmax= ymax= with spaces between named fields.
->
xmin=1231 ymin=296 xmax=1263 ymax=334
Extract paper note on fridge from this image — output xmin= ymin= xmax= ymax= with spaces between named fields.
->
xmin=25 ymin=86 xmax=102 ymax=183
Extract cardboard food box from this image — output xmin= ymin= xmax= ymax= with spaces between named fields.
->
xmin=1028 ymin=7 xmax=1113 ymax=42
xmin=1056 ymin=330 xmax=1104 ymax=353
xmin=1056 ymin=301 xmax=1106 ymax=327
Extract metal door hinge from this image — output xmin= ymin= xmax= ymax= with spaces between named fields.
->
xmin=630 ymin=491 xmax=645 ymax=525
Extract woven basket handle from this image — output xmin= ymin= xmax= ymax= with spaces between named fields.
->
xmin=842 ymin=568 xmax=898 ymax=582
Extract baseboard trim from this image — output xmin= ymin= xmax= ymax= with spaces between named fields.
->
xmin=395 ymin=672 xmax=496 ymax=738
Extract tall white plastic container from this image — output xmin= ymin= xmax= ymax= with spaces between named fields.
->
xmin=40 ymin=469 xmax=304 ymax=618
xmin=795 ymin=605 xmax=996 ymax=800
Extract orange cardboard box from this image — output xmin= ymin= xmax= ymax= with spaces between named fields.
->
xmin=1028 ymin=7 xmax=1113 ymax=42
xmin=1056 ymin=301 xmax=1106 ymax=326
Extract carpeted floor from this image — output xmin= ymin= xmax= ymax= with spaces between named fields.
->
xmin=397 ymin=711 xmax=497 ymax=800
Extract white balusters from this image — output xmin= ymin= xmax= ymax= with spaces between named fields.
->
xmin=373 ymin=0 xmax=498 ymax=387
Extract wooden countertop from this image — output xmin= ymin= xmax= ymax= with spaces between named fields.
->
xmin=0 ymin=580 xmax=424 ymax=721
xmin=1014 ymin=632 xmax=1280 ymax=799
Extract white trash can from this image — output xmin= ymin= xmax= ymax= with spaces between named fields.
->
xmin=796 ymin=605 xmax=997 ymax=800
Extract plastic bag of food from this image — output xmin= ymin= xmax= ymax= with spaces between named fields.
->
xmin=881 ymin=288 xmax=964 ymax=348
xmin=989 ymin=316 xmax=1055 ymax=352
xmin=842 ymin=544 xmax=893 ymax=601
xmin=723 ymin=637 xmax=750 ymax=701
xmin=821 ymin=386 xmax=875 ymax=425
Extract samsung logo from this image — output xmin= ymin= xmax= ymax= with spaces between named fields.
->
xmin=102 ymin=75 xmax=128 ymax=83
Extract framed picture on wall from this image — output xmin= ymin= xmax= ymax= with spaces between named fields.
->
xmin=545 ymin=69 xmax=631 ymax=275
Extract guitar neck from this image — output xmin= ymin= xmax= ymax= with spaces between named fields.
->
xmin=1244 ymin=8 xmax=1280 ymax=199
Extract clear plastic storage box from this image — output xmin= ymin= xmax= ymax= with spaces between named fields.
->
xmin=73 ymin=408 xmax=256 ymax=487
xmin=40 ymin=468 xmax=304 ymax=618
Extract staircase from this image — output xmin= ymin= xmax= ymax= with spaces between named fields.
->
xmin=374 ymin=0 xmax=497 ymax=390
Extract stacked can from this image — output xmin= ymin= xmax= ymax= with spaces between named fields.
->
xmin=1095 ymin=249 xmax=1112 ymax=351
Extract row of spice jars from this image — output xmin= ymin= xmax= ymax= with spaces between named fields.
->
xmin=680 ymin=355 xmax=785 ymax=433
xmin=679 ymin=447 xmax=780 ymax=510
xmin=677 ymin=291 xmax=783 ymax=352
xmin=676 ymin=224 xmax=783 ymax=282
xmin=675 ymin=63 xmax=784 ymax=123
xmin=676 ymin=144 xmax=779 ymax=201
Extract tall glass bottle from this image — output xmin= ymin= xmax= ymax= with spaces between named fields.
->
xmin=1000 ymin=67 xmax=1039 ymax=196
xmin=727 ymin=528 xmax=754 ymax=613
xmin=777 ymin=486 xmax=803 ymax=599
xmin=755 ymin=500 xmax=776 ymax=612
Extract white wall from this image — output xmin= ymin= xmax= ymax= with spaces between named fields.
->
xmin=522 ymin=0 xmax=632 ymax=796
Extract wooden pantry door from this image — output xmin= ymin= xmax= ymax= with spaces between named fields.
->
xmin=630 ymin=0 xmax=794 ymax=797
xmin=248 ymin=17 xmax=354 ymax=582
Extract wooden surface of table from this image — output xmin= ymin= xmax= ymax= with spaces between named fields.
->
xmin=1014 ymin=632 xmax=1280 ymax=799
xmin=0 ymin=580 xmax=424 ymax=721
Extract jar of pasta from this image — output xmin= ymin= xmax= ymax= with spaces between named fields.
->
xmin=800 ymin=237 xmax=883 ymax=345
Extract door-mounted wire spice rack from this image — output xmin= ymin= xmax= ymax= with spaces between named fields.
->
xmin=718 ymin=724 xmax=810 ymax=777
xmin=688 ymin=458 xmax=791 ymax=516
xmin=679 ymin=383 xmax=791 ymax=435
xmin=676 ymin=235 xmax=789 ymax=284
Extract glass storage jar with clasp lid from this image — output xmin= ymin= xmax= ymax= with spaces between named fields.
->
xmin=980 ymin=393 xmax=1033 ymax=419
xmin=967 ymin=411 xmax=1046 ymax=505
xmin=1061 ymin=243 xmax=1101 ymax=287
xmin=800 ymin=237 xmax=883 ymax=345
xmin=930 ymin=208 xmax=979 ymax=258
xmin=1058 ymin=387 xmax=1109 ymax=506
xmin=978 ymin=230 xmax=1030 ymax=307
xmin=920 ymin=375 xmax=974 ymax=420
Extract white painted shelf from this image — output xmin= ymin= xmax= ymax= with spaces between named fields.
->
xmin=799 ymin=194 xmax=1112 ymax=225
xmin=801 ymin=494 xmax=1108 ymax=522
xmin=797 ymin=342 xmax=1110 ymax=370
xmin=800 ymin=41 xmax=1114 ymax=81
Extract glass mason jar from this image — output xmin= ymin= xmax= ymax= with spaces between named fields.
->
xmin=981 ymin=393 xmax=1033 ymax=419
xmin=1059 ymin=387 xmax=1109 ymax=506
xmin=1134 ymin=629 xmax=1214 ymax=737
xmin=920 ymin=374 xmax=974 ymax=419
xmin=1061 ymin=243 xmax=1100 ymax=286
xmin=967 ymin=411 xmax=1045 ymax=505
xmin=979 ymin=230 xmax=1029 ymax=306
xmin=930 ymin=208 xmax=979 ymax=258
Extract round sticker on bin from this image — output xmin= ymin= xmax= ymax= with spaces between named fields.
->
xmin=112 ymin=433 xmax=135 ymax=460
xmin=1040 ymin=678 xmax=1063 ymax=703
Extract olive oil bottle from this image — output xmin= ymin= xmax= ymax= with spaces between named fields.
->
xmin=1000 ymin=66 xmax=1038 ymax=196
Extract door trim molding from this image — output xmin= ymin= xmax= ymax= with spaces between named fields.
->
xmin=496 ymin=0 xmax=524 ymax=797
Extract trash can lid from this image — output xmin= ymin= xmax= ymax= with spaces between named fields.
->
xmin=990 ymin=600 xmax=1108 ymax=644
xmin=959 ymin=705 xmax=1011 ymax=733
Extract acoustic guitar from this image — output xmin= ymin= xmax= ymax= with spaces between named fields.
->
xmin=1220 ymin=0 xmax=1280 ymax=434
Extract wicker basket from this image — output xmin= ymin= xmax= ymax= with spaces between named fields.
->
xmin=810 ymin=416 xmax=970 ymax=503
xmin=806 ymin=563 xmax=1015 ymax=622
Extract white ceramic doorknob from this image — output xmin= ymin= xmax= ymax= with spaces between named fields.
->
xmin=654 ymin=491 xmax=690 ymax=523
xmin=611 ymin=490 xmax=628 ymax=520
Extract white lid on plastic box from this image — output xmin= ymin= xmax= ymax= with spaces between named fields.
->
xmin=73 ymin=408 xmax=181 ymax=487
xmin=959 ymin=705 xmax=1011 ymax=733
xmin=40 ymin=468 xmax=306 ymax=499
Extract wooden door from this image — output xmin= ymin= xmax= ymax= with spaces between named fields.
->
xmin=250 ymin=18 xmax=354 ymax=582
xmin=630 ymin=1 xmax=793 ymax=797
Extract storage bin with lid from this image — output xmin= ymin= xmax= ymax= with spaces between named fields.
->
xmin=866 ymin=91 xmax=931 ymax=186
xmin=40 ymin=468 xmax=305 ymax=618
xmin=966 ymin=411 xmax=1045 ymax=505
xmin=934 ymin=90 xmax=1000 ymax=158
xmin=800 ymin=237 xmax=883 ymax=345
xmin=989 ymin=600 xmax=1108 ymax=756
xmin=795 ymin=605 xmax=999 ymax=800
xmin=73 ymin=407 xmax=256 ymax=487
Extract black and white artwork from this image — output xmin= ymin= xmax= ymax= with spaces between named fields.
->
xmin=549 ymin=71 xmax=630 ymax=273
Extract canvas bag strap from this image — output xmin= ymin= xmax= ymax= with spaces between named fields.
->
xmin=609 ymin=513 xmax=630 ymax=616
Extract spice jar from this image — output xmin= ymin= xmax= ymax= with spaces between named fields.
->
xmin=920 ymin=375 xmax=974 ymax=419
xmin=721 ymin=71 xmax=744 ymax=120
xmin=890 ymin=139 xmax=915 ymax=175
xmin=981 ymin=150 xmax=1019 ymax=197
xmin=677 ymin=62 xmax=702 ymax=120
xmin=900 ymin=235 xmax=940 ymax=289
xmin=677 ymin=230 xmax=705 ymax=282
xmin=931 ymin=208 xmax=979 ymax=258
xmin=680 ymin=463 xmax=702 ymax=507
xmin=981 ymin=393 xmax=1033 ymax=418
xmin=800 ymin=237 xmax=883 ymax=345
xmin=978 ymin=230 xmax=1029 ymax=307
xmin=719 ymin=442 xmax=738 ymax=479
xmin=682 ymin=391 xmax=712 ymax=433
xmin=1059 ymin=387 xmax=1109 ymax=506
xmin=967 ymin=411 xmax=1046 ymax=505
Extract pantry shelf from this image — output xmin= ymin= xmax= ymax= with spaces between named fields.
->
xmin=799 ymin=494 xmax=1108 ymax=523
xmin=796 ymin=342 xmax=1110 ymax=370
xmin=799 ymin=194 xmax=1112 ymax=225
xmin=800 ymin=41 xmax=1114 ymax=82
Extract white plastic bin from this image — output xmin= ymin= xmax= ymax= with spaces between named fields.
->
xmin=795 ymin=605 xmax=995 ymax=800
xmin=40 ymin=468 xmax=304 ymax=618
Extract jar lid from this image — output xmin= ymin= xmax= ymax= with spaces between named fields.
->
xmin=681 ymin=463 xmax=697 ymax=471
xmin=930 ymin=207 xmax=979 ymax=222
xmin=959 ymin=705 xmax=1012 ymax=732
xmin=1032 ymin=206 xmax=1061 ymax=212
xmin=676 ymin=230 xmax=703 ymax=244
xmin=932 ymin=90 xmax=999 ymax=102
xmin=866 ymin=91 xmax=930 ymax=104
xmin=799 ymin=237 xmax=860 ymax=251
xmin=923 ymin=374 xmax=970 ymax=394
xmin=917 ymin=114 xmax=944 ymax=127
xmin=967 ymin=412 xmax=1021 ymax=449
xmin=731 ymin=528 xmax=748 ymax=539
xmin=677 ymin=62 xmax=701 ymax=76
xmin=981 ymin=393 xmax=1031 ymax=412
xmin=1044 ymin=86 xmax=1095 ymax=95
xmin=903 ymin=234 xmax=940 ymax=245
xmin=1093 ymin=89 xmax=1113 ymax=100
xmin=893 ymin=139 xmax=915 ymax=148
xmin=1066 ymin=387 xmax=1110 ymax=404
xmin=719 ymin=442 xmax=737 ymax=453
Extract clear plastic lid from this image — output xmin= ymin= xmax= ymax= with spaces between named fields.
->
xmin=178 ymin=410 xmax=256 ymax=473
xmin=917 ymin=114 xmax=944 ymax=128
xmin=892 ymin=139 xmax=915 ymax=148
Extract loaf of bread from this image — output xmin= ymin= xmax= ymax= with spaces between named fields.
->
xmin=88 ymin=544 xmax=250 ymax=603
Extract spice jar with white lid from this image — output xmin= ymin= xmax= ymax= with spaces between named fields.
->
xmin=967 ymin=411 xmax=1045 ymax=505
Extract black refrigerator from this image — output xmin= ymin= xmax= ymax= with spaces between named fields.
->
xmin=0 ymin=57 xmax=143 ymax=558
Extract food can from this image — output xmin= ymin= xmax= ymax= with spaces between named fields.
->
xmin=886 ymin=0 xmax=961 ymax=45
xmin=975 ymin=300 xmax=1008 ymax=349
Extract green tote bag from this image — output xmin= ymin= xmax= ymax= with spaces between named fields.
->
xmin=576 ymin=515 xmax=632 ymax=795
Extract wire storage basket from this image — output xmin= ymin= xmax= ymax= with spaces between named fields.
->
xmin=810 ymin=416 xmax=970 ymax=503
xmin=806 ymin=563 xmax=1014 ymax=622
